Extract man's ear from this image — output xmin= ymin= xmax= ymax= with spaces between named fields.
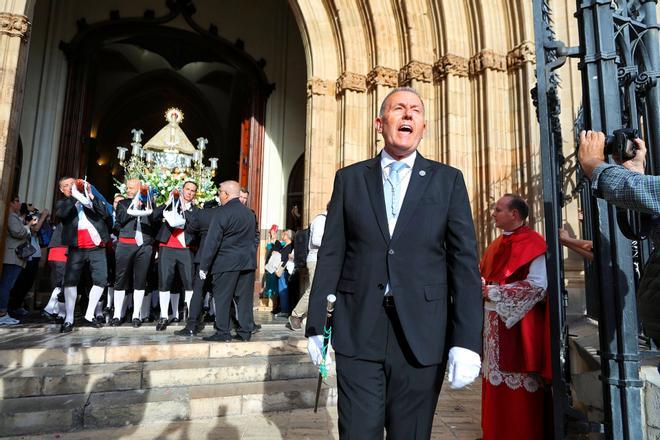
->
xmin=374 ymin=117 xmax=383 ymax=133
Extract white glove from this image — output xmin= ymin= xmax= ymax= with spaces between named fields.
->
xmin=199 ymin=270 xmax=207 ymax=280
xmin=307 ymin=335 xmax=334 ymax=367
xmin=447 ymin=346 xmax=481 ymax=389
xmin=71 ymin=183 xmax=92 ymax=208
xmin=163 ymin=210 xmax=186 ymax=228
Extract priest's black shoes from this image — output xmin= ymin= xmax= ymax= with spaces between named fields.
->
xmin=202 ymin=332 xmax=231 ymax=342
xmin=232 ymin=334 xmax=250 ymax=342
xmin=60 ymin=322 xmax=73 ymax=333
xmin=132 ymin=318 xmax=142 ymax=328
xmin=155 ymin=318 xmax=168 ymax=331
xmin=110 ymin=317 xmax=121 ymax=327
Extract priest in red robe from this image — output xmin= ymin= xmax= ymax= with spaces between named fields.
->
xmin=480 ymin=194 xmax=552 ymax=440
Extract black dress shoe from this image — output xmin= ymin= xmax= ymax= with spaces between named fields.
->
xmin=132 ymin=318 xmax=142 ymax=328
xmin=202 ymin=332 xmax=231 ymax=342
xmin=232 ymin=334 xmax=250 ymax=342
xmin=60 ymin=322 xmax=73 ymax=333
xmin=155 ymin=318 xmax=168 ymax=331
xmin=170 ymin=317 xmax=180 ymax=323
xmin=110 ymin=318 xmax=121 ymax=327
xmin=251 ymin=323 xmax=262 ymax=334
xmin=41 ymin=310 xmax=58 ymax=321
xmin=83 ymin=318 xmax=104 ymax=328
xmin=174 ymin=327 xmax=198 ymax=337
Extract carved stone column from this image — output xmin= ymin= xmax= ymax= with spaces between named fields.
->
xmin=398 ymin=61 xmax=436 ymax=160
xmin=336 ymin=71 xmax=369 ymax=167
xmin=304 ymin=77 xmax=338 ymax=222
xmin=468 ymin=49 xmax=511 ymax=246
xmin=367 ymin=66 xmax=398 ymax=155
xmin=0 ymin=9 xmax=30 ymax=263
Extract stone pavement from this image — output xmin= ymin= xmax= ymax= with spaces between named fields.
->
xmin=5 ymin=384 xmax=482 ymax=440
xmin=0 ymin=311 xmax=482 ymax=440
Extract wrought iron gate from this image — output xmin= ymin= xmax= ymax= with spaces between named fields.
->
xmin=532 ymin=0 xmax=659 ymax=438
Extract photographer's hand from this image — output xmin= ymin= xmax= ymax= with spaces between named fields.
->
xmin=578 ymin=130 xmax=606 ymax=179
xmin=622 ymin=138 xmax=646 ymax=175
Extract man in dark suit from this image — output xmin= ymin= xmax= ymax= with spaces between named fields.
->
xmin=174 ymin=204 xmax=219 ymax=336
xmin=305 ymin=87 xmax=483 ymax=439
xmin=199 ymin=180 xmax=257 ymax=342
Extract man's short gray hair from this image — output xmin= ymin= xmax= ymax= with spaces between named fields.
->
xmin=378 ymin=87 xmax=425 ymax=118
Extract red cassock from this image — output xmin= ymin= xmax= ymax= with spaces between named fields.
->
xmin=480 ymin=226 xmax=552 ymax=440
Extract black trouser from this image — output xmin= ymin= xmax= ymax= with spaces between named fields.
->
xmin=158 ymin=247 xmax=192 ymax=291
xmin=114 ymin=242 xmax=152 ymax=291
xmin=211 ymin=270 xmax=255 ymax=339
xmin=9 ymin=257 xmax=41 ymax=310
xmin=64 ymin=247 xmax=107 ymax=287
xmin=335 ymin=300 xmax=445 ymax=440
xmin=49 ymin=261 xmax=66 ymax=290
xmin=185 ymin=263 xmax=211 ymax=330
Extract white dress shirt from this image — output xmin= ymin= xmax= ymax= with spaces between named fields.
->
xmin=380 ymin=149 xmax=417 ymax=236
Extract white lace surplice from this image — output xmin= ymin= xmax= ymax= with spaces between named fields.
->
xmin=482 ymin=255 xmax=547 ymax=392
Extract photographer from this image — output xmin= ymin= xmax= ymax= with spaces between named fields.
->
xmin=9 ymin=204 xmax=49 ymax=317
xmin=578 ymin=129 xmax=660 ymax=344
xmin=0 ymin=196 xmax=31 ymax=325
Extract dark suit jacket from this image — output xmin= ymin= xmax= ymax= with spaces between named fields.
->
xmin=199 ymin=198 xmax=257 ymax=274
xmin=56 ymin=196 xmax=111 ymax=247
xmin=114 ymin=199 xmax=158 ymax=244
xmin=305 ymin=153 xmax=483 ymax=366
xmin=189 ymin=207 xmax=221 ymax=264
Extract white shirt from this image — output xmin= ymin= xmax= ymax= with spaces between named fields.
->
xmin=380 ymin=149 xmax=417 ymax=236
xmin=306 ymin=212 xmax=327 ymax=264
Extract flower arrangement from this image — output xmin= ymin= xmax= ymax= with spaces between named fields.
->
xmin=114 ymin=108 xmax=218 ymax=206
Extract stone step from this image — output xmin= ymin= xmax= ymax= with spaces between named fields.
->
xmin=0 ymin=333 xmax=308 ymax=368
xmin=0 ymin=377 xmax=337 ymax=436
xmin=0 ymin=354 xmax=318 ymax=398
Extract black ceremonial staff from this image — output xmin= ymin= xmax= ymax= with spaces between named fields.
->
xmin=313 ymin=294 xmax=336 ymax=413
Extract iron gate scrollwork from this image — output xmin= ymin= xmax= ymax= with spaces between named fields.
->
xmin=533 ymin=0 xmax=659 ymax=439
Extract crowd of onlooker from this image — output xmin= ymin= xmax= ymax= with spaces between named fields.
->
xmin=0 ymin=197 xmax=50 ymax=325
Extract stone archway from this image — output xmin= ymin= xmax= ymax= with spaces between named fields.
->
xmin=287 ymin=0 xmax=540 ymax=250
xmin=2 ymin=0 xmax=578 ymax=252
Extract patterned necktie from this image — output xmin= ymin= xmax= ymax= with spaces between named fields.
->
xmin=387 ymin=161 xmax=407 ymax=220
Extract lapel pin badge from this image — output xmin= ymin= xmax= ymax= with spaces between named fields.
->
xmin=419 ymin=170 xmax=426 ymax=177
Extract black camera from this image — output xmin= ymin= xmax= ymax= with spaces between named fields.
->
xmin=25 ymin=210 xmax=40 ymax=223
xmin=604 ymin=128 xmax=639 ymax=161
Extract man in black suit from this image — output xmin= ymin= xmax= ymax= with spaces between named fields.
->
xmin=199 ymin=180 xmax=257 ymax=342
xmin=112 ymin=178 xmax=158 ymax=327
xmin=56 ymin=177 xmax=112 ymax=332
xmin=153 ymin=181 xmax=198 ymax=331
xmin=305 ymin=87 xmax=483 ymax=439
xmin=174 ymin=204 xmax=219 ymax=336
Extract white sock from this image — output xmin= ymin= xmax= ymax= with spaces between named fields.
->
xmin=84 ymin=286 xmax=104 ymax=321
xmin=170 ymin=293 xmax=180 ymax=319
xmin=132 ymin=290 xmax=145 ymax=320
xmin=159 ymin=291 xmax=170 ymax=319
xmin=64 ymin=286 xmax=77 ymax=324
xmin=94 ymin=300 xmax=103 ymax=318
xmin=142 ymin=292 xmax=152 ymax=320
xmin=113 ymin=290 xmax=126 ymax=319
xmin=210 ymin=298 xmax=216 ymax=316
xmin=203 ymin=292 xmax=210 ymax=308
xmin=122 ymin=293 xmax=131 ymax=318
xmin=106 ymin=287 xmax=114 ymax=309
xmin=45 ymin=288 xmax=60 ymax=314
xmin=184 ymin=290 xmax=193 ymax=309
xmin=57 ymin=301 xmax=66 ymax=319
